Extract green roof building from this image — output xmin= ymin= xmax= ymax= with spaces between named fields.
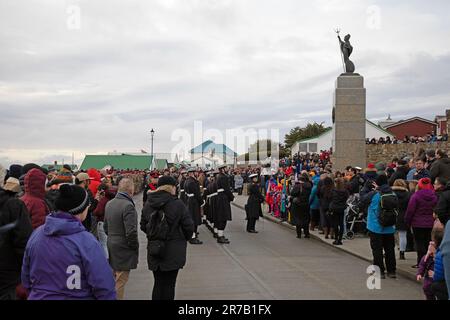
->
xmin=80 ymin=154 xmax=153 ymax=170
xmin=153 ymin=159 xmax=168 ymax=171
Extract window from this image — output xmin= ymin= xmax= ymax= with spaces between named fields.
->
xmin=309 ymin=143 xmax=318 ymax=153
xmin=299 ymin=143 xmax=308 ymax=153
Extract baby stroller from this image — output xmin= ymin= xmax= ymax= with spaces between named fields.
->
xmin=344 ymin=195 xmax=367 ymax=240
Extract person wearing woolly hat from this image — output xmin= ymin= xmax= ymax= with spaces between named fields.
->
xmin=405 ymin=176 xmax=438 ymax=267
xmin=21 ymin=184 xmax=116 ymax=300
xmin=141 ymin=174 xmax=194 ymax=300
xmin=375 ymin=162 xmax=387 ymax=176
xmin=8 ymin=164 xmax=23 ymax=180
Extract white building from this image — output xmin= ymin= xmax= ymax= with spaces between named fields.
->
xmin=190 ymin=140 xmax=237 ymax=169
xmin=107 ymin=151 xmax=179 ymax=164
xmin=291 ymin=120 xmax=394 ymax=155
xmin=153 ymin=153 xmax=179 ymax=164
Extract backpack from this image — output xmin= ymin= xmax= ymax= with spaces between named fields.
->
xmin=146 ymin=208 xmax=170 ymax=258
xmin=378 ymin=192 xmax=399 ymax=227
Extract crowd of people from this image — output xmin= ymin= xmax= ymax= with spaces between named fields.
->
xmin=1 ymin=145 xmax=450 ymax=301
xmin=366 ymin=133 xmax=448 ymax=145
xmin=237 ymin=148 xmax=450 ymax=300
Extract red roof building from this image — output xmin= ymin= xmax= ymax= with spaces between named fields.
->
xmin=384 ymin=117 xmax=437 ymax=140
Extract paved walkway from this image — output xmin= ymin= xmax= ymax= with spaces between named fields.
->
xmin=232 ymin=195 xmax=419 ymax=281
xmin=124 ymin=193 xmax=422 ymax=300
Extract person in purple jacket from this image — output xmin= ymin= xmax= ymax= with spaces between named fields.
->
xmin=21 ymin=184 xmax=116 ymax=300
xmin=405 ymin=178 xmax=438 ymax=267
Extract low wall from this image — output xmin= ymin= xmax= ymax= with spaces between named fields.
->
xmin=366 ymin=142 xmax=450 ymax=164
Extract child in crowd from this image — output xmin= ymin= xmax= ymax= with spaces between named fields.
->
xmin=430 ymin=229 xmax=448 ymax=300
xmin=416 ymin=229 xmax=446 ymax=300
xmin=416 ymin=240 xmax=436 ymax=300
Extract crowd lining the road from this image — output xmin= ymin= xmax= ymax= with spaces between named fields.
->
xmin=1 ymin=146 xmax=450 ymax=300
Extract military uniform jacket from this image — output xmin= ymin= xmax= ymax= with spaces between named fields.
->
xmin=184 ymin=177 xmax=202 ymax=226
xmin=179 ymin=177 xmax=187 ymax=205
xmin=204 ymin=180 xmax=218 ymax=222
xmin=215 ymin=173 xmax=234 ymax=222
xmin=245 ymin=182 xmax=264 ymax=220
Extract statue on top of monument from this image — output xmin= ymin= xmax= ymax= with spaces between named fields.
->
xmin=335 ymin=29 xmax=355 ymax=74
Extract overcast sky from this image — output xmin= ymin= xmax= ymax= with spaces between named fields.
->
xmin=1 ymin=0 xmax=450 ymax=166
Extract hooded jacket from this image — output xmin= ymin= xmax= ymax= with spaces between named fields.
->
xmin=309 ymin=178 xmax=320 ymax=210
xmin=20 ymin=168 xmax=49 ymax=229
xmin=0 ymin=189 xmax=33 ymax=293
xmin=430 ymin=157 xmax=450 ymax=183
xmin=366 ymin=184 xmax=396 ymax=234
xmin=404 ymin=189 xmax=438 ymax=228
xmin=140 ymin=190 xmax=194 ymax=271
xmin=21 ymin=212 xmax=116 ymax=300
xmin=87 ymin=169 xmax=101 ymax=197
xmin=391 ymin=186 xmax=411 ymax=231
xmin=434 ymin=182 xmax=450 ymax=226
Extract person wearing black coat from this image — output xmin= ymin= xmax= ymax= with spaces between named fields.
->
xmin=245 ymin=174 xmax=264 ymax=233
xmin=0 ymin=186 xmax=33 ymax=300
xmin=184 ymin=169 xmax=203 ymax=245
xmin=178 ymin=171 xmax=187 ymax=205
xmin=388 ymin=160 xmax=410 ymax=186
xmin=215 ymin=166 xmax=234 ymax=244
xmin=435 ymin=181 xmax=450 ymax=227
xmin=347 ymin=169 xmax=360 ymax=195
xmin=140 ymin=176 xmax=194 ymax=300
xmin=391 ymin=180 xmax=411 ymax=260
xmin=290 ymin=176 xmax=312 ymax=239
xmin=329 ymin=178 xmax=349 ymax=245
xmin=318 ymin=177 xmax=334 ymax=239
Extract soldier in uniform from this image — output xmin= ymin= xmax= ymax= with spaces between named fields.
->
xmin=184 ymin=168 xmax=203 ymax=245
xmin=215 ymin=165 xmax=234 ymax=244
xmin=245 ymin=173 xmax=265 ymax=233
xmin=178 ymin=169 xmax=187 ymax=205
xmin=203 ymin=171 xmax=217 ymax=234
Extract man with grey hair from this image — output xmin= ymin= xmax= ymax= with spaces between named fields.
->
xmin=104 ymin=178 xmax=139 ymax=300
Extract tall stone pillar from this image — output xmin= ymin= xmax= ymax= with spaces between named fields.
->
xmin=332 ymin=75 xmax=366 ymax=172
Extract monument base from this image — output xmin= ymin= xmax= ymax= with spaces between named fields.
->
xmin=332 ymin=74 xmax=366 ymax=172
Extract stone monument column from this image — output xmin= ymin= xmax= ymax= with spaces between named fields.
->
xmin=332 ymin=75 xmax=366 ymax=172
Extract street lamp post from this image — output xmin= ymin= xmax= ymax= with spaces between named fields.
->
xmin=150 ymin=128 xmax=155 ymax=159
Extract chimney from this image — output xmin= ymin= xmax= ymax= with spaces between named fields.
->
xmin=54 ymin=160 xmax=57 ymax=166
xmin=446 ymin=109 xmax=450 ymax=135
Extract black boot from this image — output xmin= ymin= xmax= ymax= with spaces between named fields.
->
xmin=296 ymin=226 xmax=302 ymax=239
xmin=217 ymin=236 xmax=230 ymax=244
xmin=399 ymin=251 xmax=405 ymax=260
xmin=189 ymin=238 xmax=203 ymax=245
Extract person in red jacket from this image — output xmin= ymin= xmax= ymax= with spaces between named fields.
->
xmin=87 ymin=168 xmax=102 ymax=197
xmin=20 ymin=168 xmax=49 ymax=229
